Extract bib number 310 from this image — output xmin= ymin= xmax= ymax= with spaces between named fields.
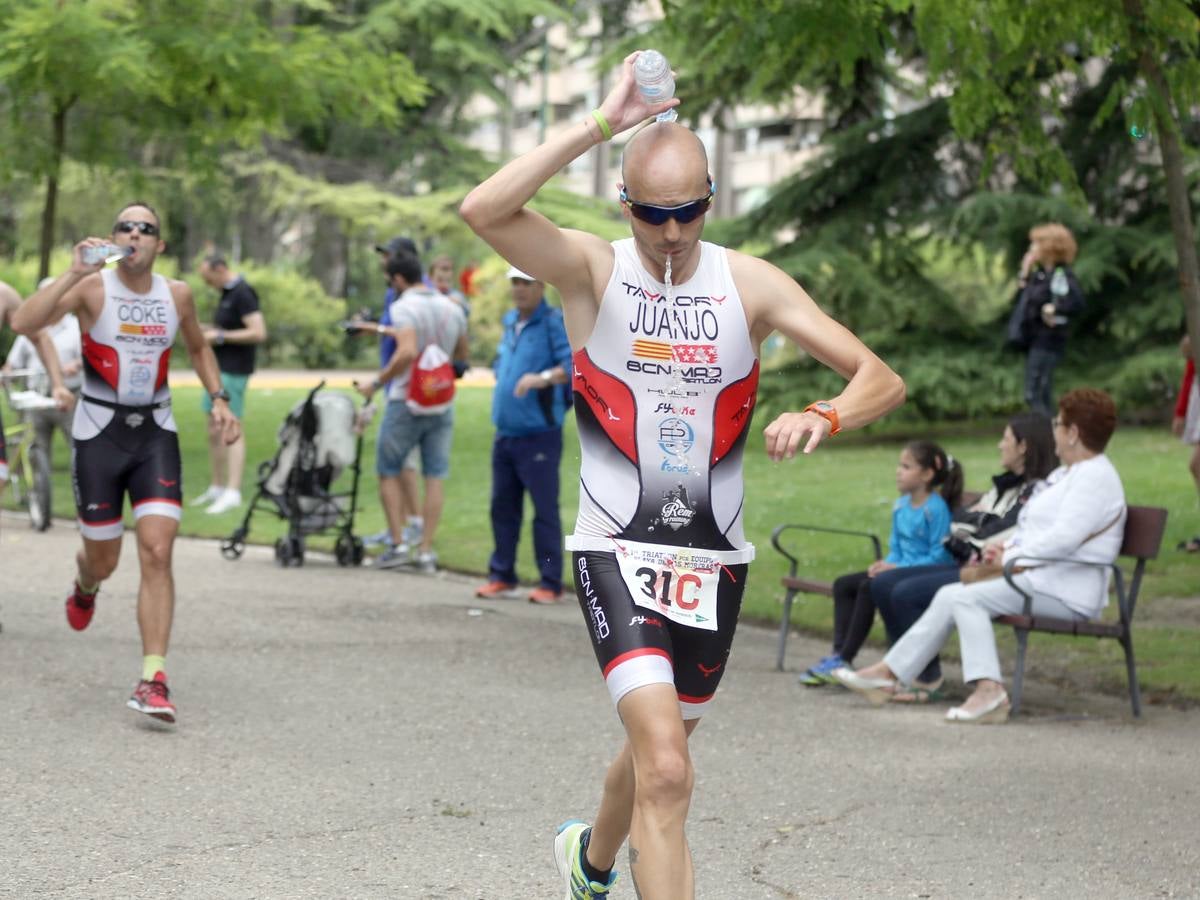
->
xmin=618 ymin=557 xmax=719 ymax=631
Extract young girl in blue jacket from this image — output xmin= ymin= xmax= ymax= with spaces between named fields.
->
xmin=799 ymin=441 xmax=963 ymax=685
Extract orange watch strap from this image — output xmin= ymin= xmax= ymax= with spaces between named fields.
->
xmin=804 ymin=401 xmax=841 ymax=436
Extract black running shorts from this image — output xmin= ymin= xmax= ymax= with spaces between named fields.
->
xmin=572 ymin=550 xmax=748 ymax=720
xmin=73 ymin=415 xmax=182 ymax=540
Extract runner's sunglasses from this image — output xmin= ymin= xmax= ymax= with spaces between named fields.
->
xmin=619 ymin=178 xmax=716 ymax=226
xmin=113 ymin=220 xmax=160 ymax=236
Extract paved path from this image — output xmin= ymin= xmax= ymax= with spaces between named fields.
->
xmin=2 ymin=515 xmax=1198 ymax=899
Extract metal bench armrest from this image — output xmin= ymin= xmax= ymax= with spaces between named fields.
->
xmin=1002 ymin=556 xmax=1126 ymax=620
xmin=770 ymin=523 xmax=882 ymax=580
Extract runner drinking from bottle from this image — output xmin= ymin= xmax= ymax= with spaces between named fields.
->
xmin=461 ymin=51 xmax=906 ymax=900
xmin=14 ymin=202 xmax=240 ymax=724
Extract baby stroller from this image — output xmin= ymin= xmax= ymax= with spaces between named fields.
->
xmin=220 ymin=381 xmax=368 ymax=567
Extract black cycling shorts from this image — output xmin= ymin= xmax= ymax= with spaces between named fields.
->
xmin=0 ymin=405 xmax=7 ymax=480
xmin=72 ymin=414 xmax=182 ymax=540
xmin=572 ymin=550 xmax=748 ymax=720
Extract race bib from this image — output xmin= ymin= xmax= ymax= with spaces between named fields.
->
xmin=615 ymin=545 xmax=724 ymax=631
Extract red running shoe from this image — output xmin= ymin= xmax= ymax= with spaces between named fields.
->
xmin=127 ymin=672 xmax=176 ymax=723
xmin=528 ymin=587 xmax=564 ymax=605
xmin=474 ymin=580 xmax=519 ymax=599
xmin=65 ymin=582 xmax=97 ymax=631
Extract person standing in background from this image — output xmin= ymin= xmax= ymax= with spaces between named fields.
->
xmin=3 ymin=278 xmax=83 ymax=458
xmin=191 ymin=254 xmax=266 ymax=515
xmin=1174 ymin=334 xmax=1200 ymax=552
xmin=474 ymin=265 xmax=572 ymax=605
xmin=429 ymin=254 xmax=471 ymax=319
xmin=361 ymin=236 xmax=425 ymax=554
xmin=1014 ymin=223 xmax=1085 ymax=418
xmin=356 ymin=250 xmax=468 ymax=573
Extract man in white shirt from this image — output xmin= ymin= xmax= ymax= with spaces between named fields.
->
xmin=4 ymin=284 xmax=83 ymax=457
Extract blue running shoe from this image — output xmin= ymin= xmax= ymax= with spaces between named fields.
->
xmin=554 ymin=820 xmax=617 ymax=899
xmin=797 ymin=654 xmax=847 ymax=686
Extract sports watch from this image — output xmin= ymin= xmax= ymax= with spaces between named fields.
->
xmin=803 ymin=400 xmax=841 ymax=436
xmin=210 ymin=388 xmax=232 ymax=403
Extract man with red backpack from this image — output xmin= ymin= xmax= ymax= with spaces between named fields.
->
xmin=356 ymin=250 xmax=468 ymax=572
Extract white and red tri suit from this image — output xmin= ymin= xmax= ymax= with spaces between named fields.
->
xmin=73 ymin=269 xmax=182 ymax=540
xmin=566 ymin=238 xmax=758 ymax=719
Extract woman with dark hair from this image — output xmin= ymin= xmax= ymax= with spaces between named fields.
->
xmin=835 ymin=389 xmax=1125 ymax=723
xmin=860 ymin=413 xmax=1057 ymax=702
xmin=798 ymin=440 xmax=963 ymax=685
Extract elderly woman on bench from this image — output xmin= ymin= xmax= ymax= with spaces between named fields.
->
xmin=834 ymin=388 xmax=1126 ymax=723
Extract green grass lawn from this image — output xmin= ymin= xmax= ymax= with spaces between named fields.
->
xmin=8 ymin=383 xmax=1200 ymax=703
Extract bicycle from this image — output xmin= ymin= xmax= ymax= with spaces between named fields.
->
xmin=1 ymin=369 xmax=57 ymax=532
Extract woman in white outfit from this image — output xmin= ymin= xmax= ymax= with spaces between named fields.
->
xmin=834 ymin=388 xmax=1126 ymax=723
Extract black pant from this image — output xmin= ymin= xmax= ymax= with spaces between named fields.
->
xmin=832 ymin=570 xmax=875 ymax=665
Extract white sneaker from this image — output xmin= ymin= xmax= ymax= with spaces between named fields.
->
xmin=403 ymin=520 xmax=424 ymax=547
xmin=189 ymin=485 xmax=222 ymax=507
xmin=362 ymin=529 xmax=393 ymax=547
xmin=373 ymin=545 xmax=412 ymax=569
xmin=205 ymin=489 xmax=243 ymax=515
xmin=414 ymin=550 xmax=437 ymax=574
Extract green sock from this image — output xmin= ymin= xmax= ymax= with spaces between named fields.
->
xmin=142 ymin=655 xmax=166 ymax=681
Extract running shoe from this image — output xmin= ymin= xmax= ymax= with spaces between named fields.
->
xmin=127 ymin=672 xmax=176 ymax=723
xmin=402 ymin=520 xmax=424 ymax=548
xmin=554 ymin=821 xmax=617 ymax=899
xmin=65 ymin=582 xmax=98 ymax=632
xmin=529 ymin=587 xmax=564 ymax=605
xmin=475 ymin=580 xmax=519 ymax=599
xmin=205 ymin=488 xmax=242 ymax=515
xmin=414 ymin=550 xmax=438 ymax=574
xmin=188 ymin=485 xmax=221 ymax=507
xmin=362 ymin=529 xmax=393 ymax=547
xmin=373 ymin=545 xmax=412 ymax=569
xmin=797 ymin=654 xmax=847 ymax=687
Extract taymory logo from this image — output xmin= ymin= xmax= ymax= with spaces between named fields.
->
xmin=574 ymin=366 xmax=621 ymax=422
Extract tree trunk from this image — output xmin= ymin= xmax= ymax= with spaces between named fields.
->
xmin=38 ymin=101 xmax=69 ymax=280
xmin=1124 ymin=0 xmax=1200 ymax=350
xmin=0 ymin=184 xmax=16 ymax=258
xmin=309 ymin=211 xmax=349 ymax=298
xmin=1150 ymin=96 xmax=1200 ymax=351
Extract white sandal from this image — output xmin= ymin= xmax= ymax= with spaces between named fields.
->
xmin=831 ymin=668 xmax=897 ymax=707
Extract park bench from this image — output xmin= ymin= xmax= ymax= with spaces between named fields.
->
xmin=998 ymin=504 xmax=1168 ymax=717
xmin=770 ymin=491 xmax=982 ymax=671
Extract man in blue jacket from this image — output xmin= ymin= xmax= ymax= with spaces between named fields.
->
xmin=475 ymin=265 xmax=573 ymax=604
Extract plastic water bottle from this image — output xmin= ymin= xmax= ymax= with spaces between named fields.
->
xmin=634 ymin=50 xmax=678 ymax=123
xmin=1049 ymin=267 xmax=1069 ymax=298
xmin=82 ymin=244 xmax=132 ymax=266
xmin=1049 ymin=267 xmax=1070 ymax=325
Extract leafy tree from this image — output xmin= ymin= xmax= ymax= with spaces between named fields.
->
xmin=910 ymin=0 xmax=1200 ymax=358
xmin=647 ymin=0 xmax=1197 ymax=419
xmin=0 ymin=0 xmax=423 ymax=277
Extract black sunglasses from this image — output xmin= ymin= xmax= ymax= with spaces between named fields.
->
xmin=620 ymin=179 xmax=716 ymax=226
xmin=114 ymin=220 xmax=159 ymax=236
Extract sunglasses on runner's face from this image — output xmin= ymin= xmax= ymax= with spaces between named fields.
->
xmin=620 ymin=179 xmax=716 ymax=226
xmin=113 ymin=220 xmax=159 ymax=236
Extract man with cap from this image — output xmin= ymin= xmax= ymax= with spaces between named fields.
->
xmin=362 ymin=236 xmax=424 ymax=553
xmin=475 ymin=265 xmax=572 ymax=603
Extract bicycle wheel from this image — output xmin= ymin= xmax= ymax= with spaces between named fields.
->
xmin=27 ymin=444 xmax=52 ymax=531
